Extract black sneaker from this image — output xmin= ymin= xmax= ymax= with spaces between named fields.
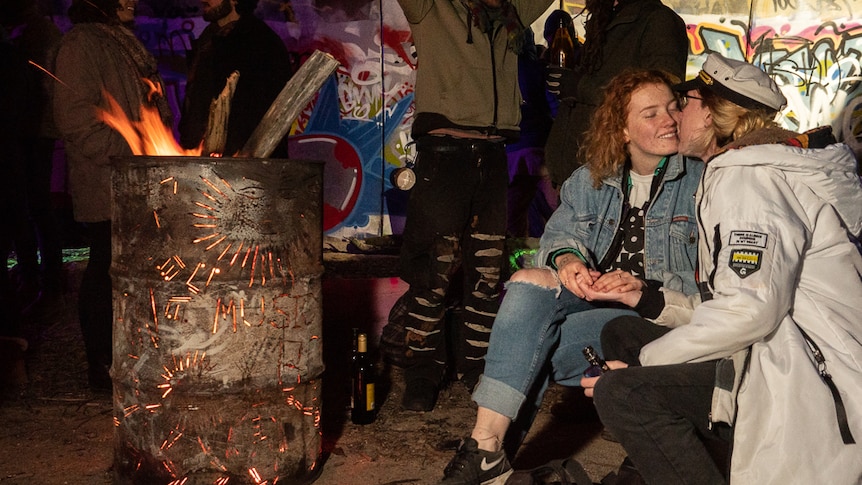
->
xmin=439 ymin=437 xmax=512 ymax=485
xmin=402 ymin=378 xmax=439 ymax=411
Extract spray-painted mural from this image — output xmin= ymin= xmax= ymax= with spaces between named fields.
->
xmin=559 ymin=0 xmax=862 ymax=157
xmin=36 ymin=0 xmax=862 ymax=242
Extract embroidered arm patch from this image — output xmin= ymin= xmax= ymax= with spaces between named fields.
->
xmin=729 ymin=250 xmax=762 ymax=278
xmin=728 ymin=231 xmax=768 ymax=248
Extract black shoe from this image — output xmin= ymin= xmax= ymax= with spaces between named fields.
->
xmin=439 ymin=437 xmax=512 ymax=485
xmin=458 ymin=369 xmax=482 ymax=394
xmin=402 ymin=378 xmax=439 ymax=411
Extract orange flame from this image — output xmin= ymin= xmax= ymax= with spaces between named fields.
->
xmin=96 ymin=90 xmax=201 ymax=156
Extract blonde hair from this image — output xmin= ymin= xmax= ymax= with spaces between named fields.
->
xmin=699 ymin=90 xmax=779 ymax=147
xmin=580 ymin=69 xmax=679 ymax=188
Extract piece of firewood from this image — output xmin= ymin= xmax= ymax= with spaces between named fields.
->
xmin=238 ymin=50 xmax=339 ymax=158
xmin=202 ymin=70 xmax=239 ymax=156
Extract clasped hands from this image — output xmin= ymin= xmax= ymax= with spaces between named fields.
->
xmin=556 ymin=258 xmax=644 ymax=307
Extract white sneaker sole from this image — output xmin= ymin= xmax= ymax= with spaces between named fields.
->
xmin=481 ymin=469 xmax=513 ymax=485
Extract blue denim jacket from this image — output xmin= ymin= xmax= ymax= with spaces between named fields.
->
xmin=537 ymin=154 xmax=703 ymax=294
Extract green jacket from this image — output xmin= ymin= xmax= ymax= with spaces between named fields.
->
xmin=398 ymin=0 xmax=552 ymax=140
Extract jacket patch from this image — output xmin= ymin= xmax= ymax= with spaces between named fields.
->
xmin=728 ymin=231 xmax=768 ymax=248
xmin=729 ymin=250 xmax=762 ymax=278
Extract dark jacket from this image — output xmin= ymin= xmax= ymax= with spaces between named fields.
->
xmin=179 ymin=15 xmax=292 ymax=156
xmin=544 ymin=0 xmax=687 ymax=186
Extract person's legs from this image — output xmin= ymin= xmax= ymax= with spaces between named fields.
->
xmin=455 ymin=142 xmax=508 ymax=390
xmin=382 ymin=143 xmax=475 ymax=411
xmin=593 ymin=363 xmax=727 ymax=485
xmin=24 ymin=137 xmax=64 ymax=295
xmin=601 ymin=315 xmax=673 ymax=365
xmin=78 ymin=221 xmax=113 ymax=391
xmin=472 ymin=271 xmax=592 ymax=424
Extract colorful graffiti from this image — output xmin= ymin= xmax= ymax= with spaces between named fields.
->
xmin=45 ymin=0 xmax=862 ymax=242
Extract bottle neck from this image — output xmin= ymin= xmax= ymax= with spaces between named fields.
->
xmin=358 ymin=334 xmax=368 ymax=353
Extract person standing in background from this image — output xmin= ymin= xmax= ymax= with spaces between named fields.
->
xmin=179 ymin=0 xmax=292 ymax=157
xmin=381 ymin=0 xmax=553 ymax=413
xmin=53 ymin=0 xmax=173 ymax=391
xmin=0 ymin=0 xmax=65 ymax=319
xmin=544 ymin=0 xmax=687 ymax=190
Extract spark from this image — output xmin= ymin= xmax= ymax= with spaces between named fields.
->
xmin=154 ymin=210 xmax=161 ymax=228
xmin=29 ymin=60 xmax=69 ymax=88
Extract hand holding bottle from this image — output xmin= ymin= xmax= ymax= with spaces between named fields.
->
xmin=580 ymin=359 xmax=628 ymax=398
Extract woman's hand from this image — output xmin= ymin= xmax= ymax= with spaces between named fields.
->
xmin=580 ymin=360 xmax=628 ymax=398
xmin=556 ymin=256 xmax=596 ymax=299
xmin=581 ymin=269 xmax=645 ymax=307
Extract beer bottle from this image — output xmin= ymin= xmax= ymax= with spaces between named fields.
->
xmin=548 ymin=16 xmax=575 ymax=69
xmin=583 ymin=345 xmax=610 ymax=377
xmin=351 ymin=333 xmax=376 ymax=424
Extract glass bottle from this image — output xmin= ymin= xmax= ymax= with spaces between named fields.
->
xmin=583 ymin=345 xmax=610 ymax=377
xmin=351 ymin=333 xmax=376 ymax=424
xmin=548 ymin=16 xmax=575 ymax=69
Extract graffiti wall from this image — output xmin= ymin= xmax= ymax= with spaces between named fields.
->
xmin=34 ymin=0 xmax=862 ymax=242
xmin=559 ymin=0 xmax=862 ymax=156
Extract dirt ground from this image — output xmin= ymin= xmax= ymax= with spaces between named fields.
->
xmin=0 ymin=261 xmax=625 ymax=485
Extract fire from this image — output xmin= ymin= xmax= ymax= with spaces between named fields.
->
xmin=96 ymin=89 xmax=201 ymax=156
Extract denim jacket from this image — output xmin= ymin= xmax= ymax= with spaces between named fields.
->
xmin=537 ymin=154 xmax=703 ymax=294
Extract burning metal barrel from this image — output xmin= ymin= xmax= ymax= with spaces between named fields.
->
xmin=110 ymin=156 xmax=324 ymax=484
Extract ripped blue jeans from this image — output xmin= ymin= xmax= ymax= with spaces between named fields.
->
xmin=472 ymin=276 xmax=637 ymax=421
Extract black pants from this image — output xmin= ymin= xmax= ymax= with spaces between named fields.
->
xmin=595 ymin=316 xmax=730 ymax=485
xmin=79 ymin=221 xmax=113 ymax=370
xmin=384 ymin=136 xmax=508 ymax=385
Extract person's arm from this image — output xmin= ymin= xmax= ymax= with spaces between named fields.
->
xmin=640 ymin=166 xmax=806 ymax=365
xmin=535 ymin=168 xmax=600 ymax=269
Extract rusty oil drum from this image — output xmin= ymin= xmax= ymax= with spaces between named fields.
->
xmin=110 ymin=156 xmax=324 ymax=484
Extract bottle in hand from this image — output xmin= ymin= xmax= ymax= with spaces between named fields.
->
xmin=351 ymin=333 xmax=376 ymax=424
xmin=583 ymin=345 xmax=610 ymax=377
xmin=549 ymin=16 xmax=576 ymax=69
